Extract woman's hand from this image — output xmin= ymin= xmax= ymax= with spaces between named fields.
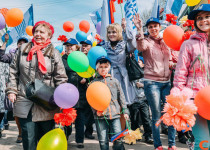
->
xmin=8 ymin=93 xmax=16 ymax=103
xmin=124 ymin=114 xmax=129 ymax=120
xmin=80 ymin=78 xmax=86 ymax=84
xmin=132 ymin=13 xmax=142 ymax=31
xmin=97 ymin=111 xmax=104 ymax=117
xmin=5 ymin=33 xmax=9 ymax=42
xmin=121 ymin=18 xmax=126 ymax=32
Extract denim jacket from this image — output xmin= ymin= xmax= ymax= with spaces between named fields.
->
xmin=92 ymin=75 xmax=129 ymax=120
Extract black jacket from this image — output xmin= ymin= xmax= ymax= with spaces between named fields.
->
xmin=62 ymin=54 xmax=89 ymax=109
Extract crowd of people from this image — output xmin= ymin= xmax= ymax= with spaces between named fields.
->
xmin=0 ymin=3 xmax=209 ymax=150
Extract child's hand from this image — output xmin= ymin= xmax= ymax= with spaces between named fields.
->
xmin=97 ymin=111 xmax=104 ymax=116
xmin=124 ymin=114 xmax=129 ymax=120
xmin=80 ymin=78 xmax=86 ymax=84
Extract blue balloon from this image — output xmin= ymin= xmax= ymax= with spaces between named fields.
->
xmin=76 ymin=31 xmax=87 ymax=42
xmin=55 ymin=45 xmax=63 ymax=53
xmin=87 ymin=46 xmax=107 ymax=69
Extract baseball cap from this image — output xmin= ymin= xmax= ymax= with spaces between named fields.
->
xmin=145 ymin=17 xmax=160 ymax=27
xmin=96 ymin=56 xmax=111 ymax=65
xmin=80 ymin=40 xmax=92 ymax=46
xmin=188 ymin=4 xmax=210 ymax=20
xmin=63 ymin=38 xmax=78 ymax=45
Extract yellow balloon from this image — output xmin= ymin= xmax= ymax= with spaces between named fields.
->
xmin=37 ymin=128 xmax=67 ymax=150
xmin=77 ymin=66 xmax=95 ymax=78
xmin=185 ymin=0 xmax=201 ymax=6
xmin=92 ymin=41 xmax=97 ymax=47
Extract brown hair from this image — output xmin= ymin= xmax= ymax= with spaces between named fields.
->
xmin=106 ymin=23 xmax=123 ymax=41
xmin=194 ymin=11 xmax=210 ymax=33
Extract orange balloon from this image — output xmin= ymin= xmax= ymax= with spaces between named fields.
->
xmin=63 ymin=21 xmax=74 ymax=32
xmin=79 ymin=20 xmax=90 ymax=33
xmin=5 ymin=8 xmax=23 ymax=27
xmin=0 ymin=8 xmax=9 ymax=18
xmin=25 ymin=26 xmax=33 ymax=36
xmin=194 ymin=86 xmax=210 ymax=120
xmin=86 ymin=81 xmax=111 ymax=111
xmin=163 ymin=25 xmax=184 ymax=51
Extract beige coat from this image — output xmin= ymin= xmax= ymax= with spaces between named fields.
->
xmin=6 ymin=42 xmax=68 ymax=122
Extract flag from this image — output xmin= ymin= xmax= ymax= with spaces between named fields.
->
xmin=2 ymin=5 xmax=34 ymax=47
xmin=163 ymin=0 xmax=185 ymax=19
xmin=151 ymin=0 xmax=160 ymax=18
xmin=89 ymin=8 xmax=102 ymax=27
xmin=100 ymin=0 xmax=115 ymax=40
xmin=124 ymin=0 xmax=138 ymax=35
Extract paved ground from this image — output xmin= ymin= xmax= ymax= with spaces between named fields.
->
xmin=0 ymin=121 xmax=189 ymax=150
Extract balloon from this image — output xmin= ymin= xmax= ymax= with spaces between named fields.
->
xmin=96 ymin=21 xmax=101 ymax=35
xmin=37 ymin=128 xmax=67 ymax=150
xmin=63 ymin=21 xmax=74 ymax=32
xmin=54 ymin=83 xmax=79 ymax=109
xmin=87 ymin=46 xmax=107 ymax=69
xmin=79 ymin=20 xmax=90 ymax=33
xmin=86 ymin=81 xmax=111 ymax=111
xmin=185 ymin=0 xmax=201 ymax=6
xmin=5 ymin=8 xmax=23 ymax=27
xmin=76 ymin=31 xmax=87 ymax=42
xmin=67 ymin=51 xmax=89 ymax=72
xmin=194 ymin=86 xmax=210 ymax=120
xmin=77 ymin=66 xmax=95 ymax=78
xmin=25 ymin=26 xmax=33 ymax=36
xmin=163 ymin=25 xmax=184 ymax=51
xmin=92 ymin=41 xmax=97 ymax=47
xmin=55 ymin=45 xmax=63 ymax=53
xmin=0 ymin=8 xmax=8 ymax=18
xmin=0 ymin=13 xmax=6 ymax=30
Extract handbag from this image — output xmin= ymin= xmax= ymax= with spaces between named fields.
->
xmin=125 ymin=46 xmax=144 ymax=81
xmin=4 ymin=95 xmax=13 ymax=111
xmin=25 ymin=55 xmax=58 ymax=111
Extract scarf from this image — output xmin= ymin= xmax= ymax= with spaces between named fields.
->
xmin=27 ymin=38 xmax=51 ymax=74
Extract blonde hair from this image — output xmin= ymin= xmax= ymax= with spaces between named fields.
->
xmin=106 ymin=23 xmax=123 ymax=41
xmin=34 ymin=24 xmax=52 ymax=38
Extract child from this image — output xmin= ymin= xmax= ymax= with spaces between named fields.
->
xmin=130 ymin=56 xmax=153 ymax=144
xmin=92 ymin=56 xmax=129 ymax=150
xmin=173 ymin=4 xmax=210 ymax=150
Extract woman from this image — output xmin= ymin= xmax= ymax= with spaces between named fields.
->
xmin=103 ymin=19 xmax=137 ymax=105
xmin=133 ymin=14 xmax=176 ymax=150
xmin=173 ymin=4 xmax=210 ymax=150
xmin=6 ymin=21 xmax=67 ymax=150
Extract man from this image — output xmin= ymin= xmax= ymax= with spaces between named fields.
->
xmin=80 ymin=40 xmax=92 ymax=55
xmin=0 ymin=35 xmax=28 ymax=143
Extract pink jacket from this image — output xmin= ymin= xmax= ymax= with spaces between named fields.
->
xmin=137 ymin=35 xmax=171 ymax=81
xmin=173 ymin=32 xmax=209 ymax=98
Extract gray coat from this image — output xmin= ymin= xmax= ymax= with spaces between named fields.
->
xmin=103 ymin=31 xmax=137 ymax=105
xmin=6 ymin=42 xmax=68 ymax=122
xmin=0 ymin=62 xmax=9 ymax=113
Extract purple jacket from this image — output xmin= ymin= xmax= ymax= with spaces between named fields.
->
xmin=0 ymin=49 xmax=16 ymax=64
xmin=173 ymin=32 xmax=209 ymax=98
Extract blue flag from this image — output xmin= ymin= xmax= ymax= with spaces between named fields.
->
xmin=2 ymin=5 xmax=34 ymax=47
xmin=163 ymin=0 xmax=184 ymax=19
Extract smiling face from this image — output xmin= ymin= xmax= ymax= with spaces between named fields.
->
xmin=33 ymin=25 xmax=51 ymax=45
xmin=65 ymin=44 xmax=78 ymax=55
xmin=147 ymin=22 xmax=161 ymax=38
xmin=107 ymin=28 xmax=118 ymax=42
xmin=195 ymin=11 xmax=210 ymax=33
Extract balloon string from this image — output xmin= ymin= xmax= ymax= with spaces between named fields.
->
xmin=103 ymin=114 xmax=109 ymax=125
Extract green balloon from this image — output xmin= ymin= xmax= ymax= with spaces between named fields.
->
xmin=37 ymin=128 xmax=67 ymax=150
xmin=67 ymin=51 xmax=89 ymax=72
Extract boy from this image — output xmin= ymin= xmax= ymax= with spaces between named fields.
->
xmin=92 ymin=56 xmax=129 ymax=150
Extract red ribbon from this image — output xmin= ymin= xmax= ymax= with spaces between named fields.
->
xmin=27 ymin=38 xmax=51 ymax=74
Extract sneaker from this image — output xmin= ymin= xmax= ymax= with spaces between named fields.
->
xmin=77 ymin=143 xmax=84 ymax=149
xmin=85 ymin=134 xmax=95 ymax=139
xmin=16 ymin=135 xmax=22 ymax=143
xmin=155 ymin=146 xmax=163 ymax=150
xmin=168 ymin=146 xmax=177 ymax=150
xmin=4 ymin=124 xmax=9 ymax=130
xmin=145 ymin=136 xmax=154 ymax=144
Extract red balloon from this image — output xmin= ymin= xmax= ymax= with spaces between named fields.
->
xmin=63 ymin=21 xmax=74 ymax=32
xmin=194 ymin=86 xmax=210 ymax=120
xmin=163 ymin=25 xmax=184 ymax=51
xmin=79 ymin=20 xmax=90 ymax=33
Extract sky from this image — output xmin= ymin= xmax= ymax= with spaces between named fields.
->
xmin=0 ymin=0 xmax=154 ymax=46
